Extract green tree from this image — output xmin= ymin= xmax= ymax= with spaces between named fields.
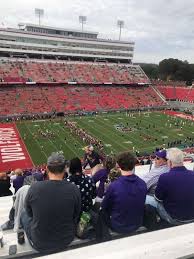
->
xmin=140 ymin=64 xmax=159 ymax=79
xmin=159 ymin=58 xmax=193 ymax=82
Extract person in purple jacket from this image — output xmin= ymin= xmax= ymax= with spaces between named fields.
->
xmin=13 ymin=169 xmax=25 ymax=194
xmin=92 ymin=156 xmax=116 ymax=199
xmin=96 ymin=152 xmax=147 ymax=241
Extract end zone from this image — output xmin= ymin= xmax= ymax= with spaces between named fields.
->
xmin=0 ymin=123 xmax=33 ymax=171
xmin=164 ymin=110 xmax=194 ymax=121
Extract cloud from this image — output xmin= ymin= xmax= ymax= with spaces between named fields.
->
xmin=1 ymin=0 xmax=194 ymax=63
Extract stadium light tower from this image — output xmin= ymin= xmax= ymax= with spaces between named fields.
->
xmin=117 ymin=20 xmax=124 ymax=41
xmin=79 ymin=16 xmax=87 ymax=31
xmin=35 ymin=8 xmax=44 ymax=26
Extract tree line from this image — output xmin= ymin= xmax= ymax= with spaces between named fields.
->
xmin=139 ymin=59 xmax=194 ymax=85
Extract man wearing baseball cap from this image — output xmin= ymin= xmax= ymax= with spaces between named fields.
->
xmin=143 ymin=149 xmax=169 ymax=197
xmin=20 ymin=152 xmax=81 ymax=253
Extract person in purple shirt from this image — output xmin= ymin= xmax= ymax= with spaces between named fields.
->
xmin=96 ymin=152 xmax=147 ymax=240
xmin=13 ymin=169 xmax=25 ymax=194
xmin=147 ymin=148 xmax=194 ymax=225
xmin=92 ymin=156 xmax=116 ymax=199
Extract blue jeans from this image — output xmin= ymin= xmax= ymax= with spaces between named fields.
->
xmin=145 ymin=195 xmax=181 ymax=225
xmin=20 ymin=210 xmax=34 ymax=246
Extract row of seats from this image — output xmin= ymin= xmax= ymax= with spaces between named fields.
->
xmin=157 ymin=86 xmax=194 ymax=101
xmin=152 ymin=80 xmax=186 ymax=87
xmin=0 ymin=61 xmax=149 ymax=84
xmin=0 ymin=86 xmax=165 ymax=116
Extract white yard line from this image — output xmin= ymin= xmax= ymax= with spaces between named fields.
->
xmin=24 ymin=122 xmax=48 ymax=161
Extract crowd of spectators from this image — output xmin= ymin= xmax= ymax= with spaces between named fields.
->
xmin=1 ymin=147 xmax=194 ymax=254
xmin=0 ymin=61 xmax=149 ymax=84
xmin=0 ymin=85 xmax=165 ymax=118
xmin=152 ymin=80 xmax=186 ymax=87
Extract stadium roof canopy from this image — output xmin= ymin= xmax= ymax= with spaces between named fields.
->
xmin=18 ymin=23 xmax=99 ymax=38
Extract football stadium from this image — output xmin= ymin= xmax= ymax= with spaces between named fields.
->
xmin=1 ymin=15 xmax=194 ymax=259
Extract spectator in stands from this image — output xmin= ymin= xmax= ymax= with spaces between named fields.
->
xmin=92 ymin=156 xmax=116 ymax=200
xmin=143 ymin=150 xmax=169 ymax=196
xmin=96 ymin=152 xmax=147 ymax=241
xmin=15 ymin=173 xmax=45 ymax=233
xmin=67 ymin=157 xmax=96 ymax=238
xmin=1 ymin=173 xmax=43 ymax=231
xmin=13 ymin=169 xmax=25 ymax=193
xmin=107 ymin=167 xmax=121 ymax=184
xmin=147 ymin=148 xmax=194 ymax=225
xmin=0 ymin=172 xmax=12 ymax=197
xmin=10 ymin=171 xmax=17 ymax=183
xmin=20 ymin=152 xmax=81 ymax=253
xmin=67 ymin=157 xmax=96 ymax=213
xmin=31 ymin=169 xmax=44 ymax=181
xmin=83 ymin=145 xmax=102 ymax=169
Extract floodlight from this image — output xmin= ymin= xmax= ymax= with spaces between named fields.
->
xmin=35 ymin=8 xmax=44 ymax=25
xmin=79 ymin=16 xmax=87 ymax=31
xmin=117 ymin=20 xmax=124 ymax=40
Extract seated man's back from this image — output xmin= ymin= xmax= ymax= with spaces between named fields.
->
xmin=22 ymin=152 xmax=81 ymax=253
xmin=102 ymin=174 xmax=146 ymax=233
xmin=25 ymin=180 xmax=80 ymax=252
xmin=153 ymin=148 xmax=194 ymax=224
xmin=101 ymin=152 xmax=147 ymax=234
xmin=156 ymin=166 xmax=194 ymax=221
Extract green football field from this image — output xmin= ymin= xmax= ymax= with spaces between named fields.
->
xmin=16 ymin=111 xmax=194 ymax=166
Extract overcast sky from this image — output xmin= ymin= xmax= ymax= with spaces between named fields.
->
xmin=1 ymin=0 xmax=194 ymax=64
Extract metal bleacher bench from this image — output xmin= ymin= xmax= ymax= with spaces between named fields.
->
xmin=0 ymin=195 xmax=146 ymax=259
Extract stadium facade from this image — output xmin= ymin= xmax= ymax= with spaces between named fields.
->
xmin=0 ymin=23 xmax=134 ymax=63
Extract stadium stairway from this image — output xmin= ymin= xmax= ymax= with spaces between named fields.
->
xmin=151 ymin=85 xmax=167 ymax=103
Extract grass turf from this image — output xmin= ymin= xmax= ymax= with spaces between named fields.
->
xmin=16 ymin=111 xmax=194 ymax=166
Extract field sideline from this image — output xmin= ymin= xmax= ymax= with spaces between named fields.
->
xmin=16 ymin=111 xmax=194 ymax=166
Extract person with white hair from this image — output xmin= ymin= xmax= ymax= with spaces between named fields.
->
xmin=146 ymin=148 xmax=194 ymax=225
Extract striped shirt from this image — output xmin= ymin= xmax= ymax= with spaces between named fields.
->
xmin=142 ymin=164 xmax=169 ymax=195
